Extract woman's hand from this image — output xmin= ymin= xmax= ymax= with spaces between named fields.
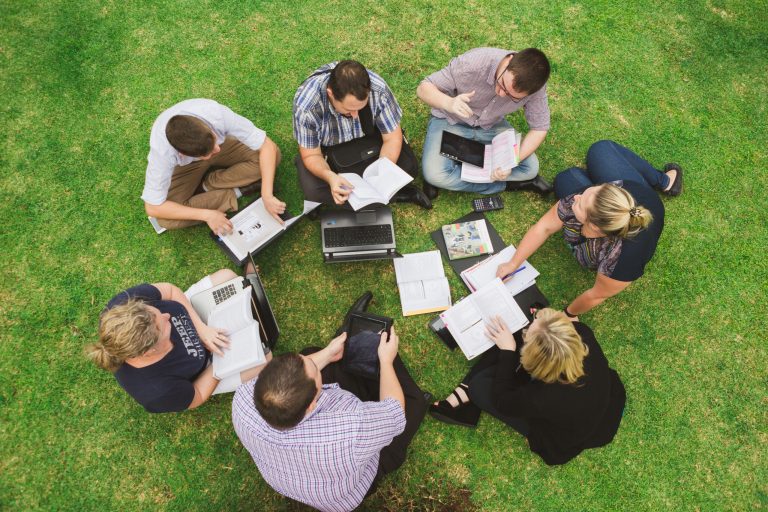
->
xmin=496 ymin=261 xmax=519 ymax=280
xmin=485 ymin=316 xmax=516 ymax=351
xmin=198 ymin=325 xmax=230 ymax=356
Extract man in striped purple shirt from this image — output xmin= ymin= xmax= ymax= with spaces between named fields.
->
xmin=417 ymin=47 xmax=554 ymax=198
xmin=232 ymin=317 xmax=428 ymax=512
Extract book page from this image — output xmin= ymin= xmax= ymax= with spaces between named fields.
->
xmin=338 ymin=173 xmax=383 ymax=210
xmin=462 ymin=245 xmax=540 ymax=295
xmin=472 ymin=278 xmax=529 ymax=334
xmin=284 ymin=200 xmax=321 ymax=229
xmin=219 ymin=199 xmax=284 ymax=261
xmin=460 ymin=145 xmax=493 ymax=183
xmin=207 ymin=287 xmax=254 ymax=334
xmin=212 ymin=322 xmax=265 ymax=379
xmin=489 ymin=129 xmax=518 ymax=171
xmin=393 ymin=250 xmax=445 ymax=283
xmin=441 ymin=296 xmax=493 ymax=359
xmin=362 ymin=158 xmax=413 ymax=202
xmin=398 ymin=278 xmax=451 ymax=317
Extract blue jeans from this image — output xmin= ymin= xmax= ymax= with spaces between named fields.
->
xmin=422 ymin=116 xmax=539 ymax=194
xmin=553 ymin=140 xmax=670 ymax=199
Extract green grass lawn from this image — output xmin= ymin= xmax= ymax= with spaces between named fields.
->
xmin=1 ymin=0 xmax=766 ymax=510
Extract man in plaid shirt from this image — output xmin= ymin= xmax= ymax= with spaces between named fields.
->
xmin=232 ymin=300 xmax=429 ymax=511
xmin=293 ymin=60 xmax=432 ymax=209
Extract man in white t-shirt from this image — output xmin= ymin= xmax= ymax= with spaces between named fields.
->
xmin=142 ymin=98 xmax=284 ymax=235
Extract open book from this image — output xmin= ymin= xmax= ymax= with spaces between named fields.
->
xmin=340 ymin=157 xmax=413 ymax=211
xmin=439 ymin=278 xmax=529 ymax=360
xmin=218 ymin=199 xmax=320 ymax=263
xmin=460 ymin=129 xmax=521 ymax=183
xmin=461 ymin=244 xmax=539 ymax=296
xmin=393 ymin=250 xmax=452 ymax=316
xmin=207 ymin=287 xmax=266 ymax=380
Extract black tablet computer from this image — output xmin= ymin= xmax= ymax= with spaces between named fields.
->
xmin=341 ymin=312 xmax=393 ymax=380
xmin=440 ymin=131 xmax=486 ymax=167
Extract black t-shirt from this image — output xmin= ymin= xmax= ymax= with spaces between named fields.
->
xmin=493 ymin=323 xmax=626 ymax=465
xmin=106 ymin=284 xmax=209 ymax=413
xmin=559 ymin=180 xmax=665 ymax=282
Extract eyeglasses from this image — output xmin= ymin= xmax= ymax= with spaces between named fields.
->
xmin=496 ymin=71 xmax=525 ymax=102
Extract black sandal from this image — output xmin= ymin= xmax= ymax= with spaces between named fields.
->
xmin=428 ymin=383 xmax=481 ymax=428
xmin=662 ymin=163 xmax=683 ymax=196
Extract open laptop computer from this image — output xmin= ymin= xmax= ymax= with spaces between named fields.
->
xmin=320 ymin=206 xmax=401 ymax=263
xmin=189 ymin=252 xmax=280 ymax=349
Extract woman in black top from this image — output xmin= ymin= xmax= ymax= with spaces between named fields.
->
xmin=430 ymin=308 xmax=625 ymax=465
xmin=495 ymin=140 xmax=682 ymax=318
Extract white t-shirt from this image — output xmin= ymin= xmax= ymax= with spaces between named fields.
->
xmin=142 ymin=98 xmax=267 ymax=205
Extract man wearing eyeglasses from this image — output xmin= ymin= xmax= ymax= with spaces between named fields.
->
xmin=417 ymin=48 xmax=553 ymax=198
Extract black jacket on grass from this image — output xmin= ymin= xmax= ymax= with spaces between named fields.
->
xmin=493 ymin=322 xmax=625 ymax=465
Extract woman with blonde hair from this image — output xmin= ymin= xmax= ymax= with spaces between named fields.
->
xmin=430 ymin=309 xmax=625 ymax=465
xmin=496 ymin=140 xmax=682 ymax=318
xmin=86 ymin=267 xmax=270 ymax=413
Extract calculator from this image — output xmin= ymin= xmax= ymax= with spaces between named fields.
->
xmin=472 ymin=196 xmax=504 ymax=212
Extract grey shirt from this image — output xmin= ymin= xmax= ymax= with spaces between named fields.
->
xmin=423 ymin=47 xmax=550 ymax=131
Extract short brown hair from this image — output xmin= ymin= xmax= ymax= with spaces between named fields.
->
xmin=327 ymin=60 xmax=371 ymax=102
xmin=507 ymin=48 xmax=551 ymax=94
xmin=86 ymin=299 xmax=159 ymax=372
xmin=165 ymin=115 xmax=216 ymax=157
xmin=254 ymin=353 xmax=318 ymax=430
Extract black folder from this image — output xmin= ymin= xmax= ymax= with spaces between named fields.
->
xmin=429 ymin=211 xmax=549 ymax=351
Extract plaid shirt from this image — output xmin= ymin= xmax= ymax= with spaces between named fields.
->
xmin=293 ymin=62 xmax=403 ymax=149
xmin=232 ymin=380 xmax=406 ymax=512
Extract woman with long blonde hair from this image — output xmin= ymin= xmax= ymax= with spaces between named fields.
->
xmin=430 ymin=309 xmax=625 ymax=465
xmin=496 ymin=140 xmax=682 ymax=318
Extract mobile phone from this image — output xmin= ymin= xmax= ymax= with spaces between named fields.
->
xmin=472 ymin=196 xmax=504 ymax=212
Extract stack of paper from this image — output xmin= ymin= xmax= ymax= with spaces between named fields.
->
xmin=393 ymin=250 xmax=452 ymax=316
xmin=461 ymin=244 xmax=539 ymax=296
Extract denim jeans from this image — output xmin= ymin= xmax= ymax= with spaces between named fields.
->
xmin=422 ymin=116 xmax=539 ymax=194
xmin=553 ymin=140 xmax=670 ymax=199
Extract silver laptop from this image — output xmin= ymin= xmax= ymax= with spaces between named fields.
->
xmin=320 ymin=206 xmax=401 ymax=263
xmin=190 ymin=275 xmax=250 ymax=323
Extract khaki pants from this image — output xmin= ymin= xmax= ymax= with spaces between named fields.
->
xmin=157 ymin=137 xmax=262 ymax=230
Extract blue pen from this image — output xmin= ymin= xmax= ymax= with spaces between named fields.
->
xmin=501 ymin=265 xmax=527 ymax=282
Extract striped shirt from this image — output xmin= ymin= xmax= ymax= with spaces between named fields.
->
xmin=232 ymin=380 xmax=406 ymax=512
xmin=558 ymin=193 xmax=623 ymax=276
xmin=293 ymin=62 xmax=403 ymax=149
xmin=422 ymin=47 xmax=550 ymax=131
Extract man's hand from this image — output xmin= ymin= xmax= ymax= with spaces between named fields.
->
xmin=377 ymin=327 xmax=399 ymax=365
xmin=496 ymin=261 xmax=519 ymax=279
xmin=325 ymin=332 xmax=346 ymax=363
xmin=205 ymin=210 xmax=234 ymax=236
xmin=329 ymin=174 xmax=354 ymax=205
xmin=491 ymin=167 xmax=512 ymax=182
xmin=485 ymin=316 xmax=516 ymax=351
xmin=197 ymin=325 xmax=230 ymax=356
xmin=447 ymin=90 xmax=476 ymax=118
xmin=262 ymin=195 xmax=287 ymax=225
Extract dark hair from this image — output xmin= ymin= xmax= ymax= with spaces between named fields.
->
xmin=254 ymin=353 xmax=317 ymax=430
xmin=507 ymin=48 xmax=551 ymax=94
xmin=327 ymin=60 xmax=371 ymax=102
xmin=165 ymin=115 xmax=216 ymax=157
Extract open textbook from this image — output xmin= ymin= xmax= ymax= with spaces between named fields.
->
xmin=218 ymin=199 xmax=320 ymax=263
xmin=393 ymin=250 xmax=452 ymax=316
xmin=461 ymin=244 xmax=540 ymax=296
xmin=207 ymin=286 xmax=266 ymax=380
xmin=460 ymin=129 xmax=522 ymax=184
xmin=340 ymin=157 xmax=413 ymax=210
xmin=440 ymin=278 xmax=529 ymax=360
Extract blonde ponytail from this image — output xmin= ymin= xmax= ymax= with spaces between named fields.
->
xmin=589 ymin=184 xmax=653 ymax=238
xmin=86 ymin=300 xmax=159 ymax=372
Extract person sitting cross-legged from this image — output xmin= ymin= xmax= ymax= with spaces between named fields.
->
xmin=232 ymin=293 xmax=429 ymax=512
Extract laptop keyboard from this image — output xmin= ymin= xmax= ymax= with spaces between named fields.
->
xmin=212 ymin=284 xmax=238 ymax=304
xmin=324 ymin=224 xmax=394 ymax=248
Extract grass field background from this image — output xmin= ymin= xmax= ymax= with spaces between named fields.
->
xmin=1 ymin=0 xmax=766 ymax=510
